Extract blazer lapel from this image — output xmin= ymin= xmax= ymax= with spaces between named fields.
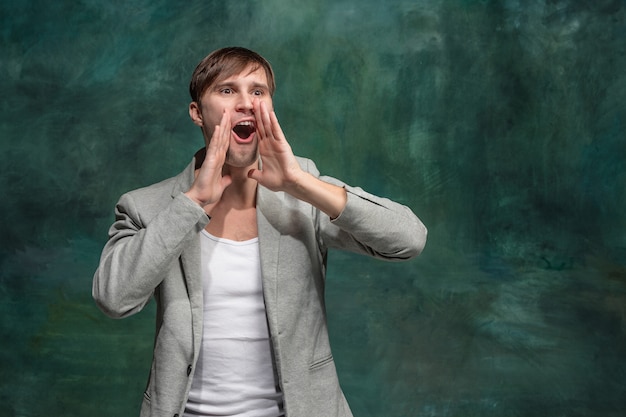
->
xmin=170 ymin=156 xmax=204 ymax=352
xmin=257 ymin=186 xmax=282 ymax=331
xmin=180 ymin=238 xmax=203 ymax=354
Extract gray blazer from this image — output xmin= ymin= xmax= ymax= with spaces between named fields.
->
xmin=93 ymin=154 xmax=427 ymax=417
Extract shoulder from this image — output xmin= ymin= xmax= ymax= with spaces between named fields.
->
xmin=121 ymin=161 xmax=192 ymax=204
xmin=115 ymin=172 xmax=185 ymax=219
xmin=125 ymin=176 xmax=178 ymax=200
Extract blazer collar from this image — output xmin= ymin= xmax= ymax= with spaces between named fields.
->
xmin=170 ymin=148 xmax=204 ymax=199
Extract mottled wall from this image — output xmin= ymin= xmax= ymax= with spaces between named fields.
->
xmin=1 ymin=1 xmax=625 ymax=416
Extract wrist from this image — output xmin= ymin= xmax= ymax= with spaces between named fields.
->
xmin=183 ymin=190 xmax=206 ymax=207
xmin=286 ymin=172 xmax=347 ymax=219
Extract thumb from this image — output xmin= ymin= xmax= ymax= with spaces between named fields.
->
xmin=247 ymin=168 xmax=261 ymax=182
xmin=220 ymin=174 xmax=234 ymax=189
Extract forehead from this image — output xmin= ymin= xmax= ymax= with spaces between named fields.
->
xmin=215 ymin=64 xmax=269 ymax=87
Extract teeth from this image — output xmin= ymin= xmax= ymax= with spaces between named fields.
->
xmin=232 ymin=121 xmax=256 ymax=139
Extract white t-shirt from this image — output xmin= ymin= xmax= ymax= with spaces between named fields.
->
xmin=184 ymin=231 xmax=284 ymax=417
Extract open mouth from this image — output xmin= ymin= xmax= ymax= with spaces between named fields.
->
xmin=232 ymin=121 xmax=256 ymax=139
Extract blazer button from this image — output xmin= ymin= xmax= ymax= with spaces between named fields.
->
xmin=187 ymin=365 xmax=192 ymax=376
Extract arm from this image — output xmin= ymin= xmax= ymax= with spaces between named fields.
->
xmin=321 ymin=175 xmax=427 ymax=260
xmin=93 ymin=113 xmax=233 ymax=318
xmin=92 ymin=192 xmax=208 ymax=318
xmin=248 ymin=100 xmax=347 ymax=219
xmin=248 ymin=100 xmax=426 ymax=259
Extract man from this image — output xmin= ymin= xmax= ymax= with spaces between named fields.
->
xmin=93 ymin=46 xmax=427 ymax=417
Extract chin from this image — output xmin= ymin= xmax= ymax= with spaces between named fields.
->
xmin=225 ymin=152 xmax=259 ymax=169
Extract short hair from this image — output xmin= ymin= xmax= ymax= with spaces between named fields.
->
xmin=189 ymin=47 xmax=276 ymax=103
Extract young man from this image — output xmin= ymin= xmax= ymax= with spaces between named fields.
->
xmin=93 ymin=47 xmax=427 ymax=417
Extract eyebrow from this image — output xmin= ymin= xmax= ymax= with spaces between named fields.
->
xmin=250 ymin=82 xmax=270 ymax=91
xmin=213 ymin=81 xmax=269 ymax=91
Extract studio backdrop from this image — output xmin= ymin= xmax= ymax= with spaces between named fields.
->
xmin=1 ymin=1 xmax=625 ymax=416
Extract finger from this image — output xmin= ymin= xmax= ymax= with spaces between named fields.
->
xmin=207 ymin=111 xmax=230 ymax=164
xmin=257 ymin=99 xmax=277 ymax=141
xmin=253 ymin=99 xmax=270 ymax=139
xmin=217 ymin=110 xmax=231 ymax=148
xmin=268 ymin=108 xmax=286 ymax=141
xmin=247 ymin=168 xmax=260 ymax=182
xmin=259 ymin=101 xmax=275 ymax=139
xmin=220 ymin=173 xmax=233 ymax=189
xmin=257 ymin=100 xmax=284 ymax=141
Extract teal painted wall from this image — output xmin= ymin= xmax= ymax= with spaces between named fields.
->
xmin=1 ymin=1 xmax=625 ymax=416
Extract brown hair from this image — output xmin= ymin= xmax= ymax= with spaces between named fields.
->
xmin=189 ymin=47 xmax=276 ymax=103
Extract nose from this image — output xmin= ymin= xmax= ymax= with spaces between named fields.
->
xmin=236 ymin=93 xmax=254 ymax=113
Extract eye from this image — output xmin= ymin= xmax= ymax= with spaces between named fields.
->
xmin=252 ymin=89 xmax=264 ymax=96
xmin=220 ymin=88 xmax=233 ymax=95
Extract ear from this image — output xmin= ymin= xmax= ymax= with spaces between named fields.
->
xmin=189 ymin=102 xmax=203 ymax=126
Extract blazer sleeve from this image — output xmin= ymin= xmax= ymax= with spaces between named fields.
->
xmin=92 ymin=192 xmax=209 ymax=318
xmin=301 ymin=158 xmax=427 ymax=261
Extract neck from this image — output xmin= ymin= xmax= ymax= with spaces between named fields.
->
xmin=220 ymin=163 xmax=258 ymax=209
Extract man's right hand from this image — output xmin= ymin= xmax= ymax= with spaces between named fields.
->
xmin=184 ymin=110 xmax=233 ymax=208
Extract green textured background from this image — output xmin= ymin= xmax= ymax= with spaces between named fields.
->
xmin=1 ymin=1 xmax=625 ymax=416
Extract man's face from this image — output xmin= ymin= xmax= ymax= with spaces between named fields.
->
xmin=189 ymin=64 xmax=273 ymax=169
